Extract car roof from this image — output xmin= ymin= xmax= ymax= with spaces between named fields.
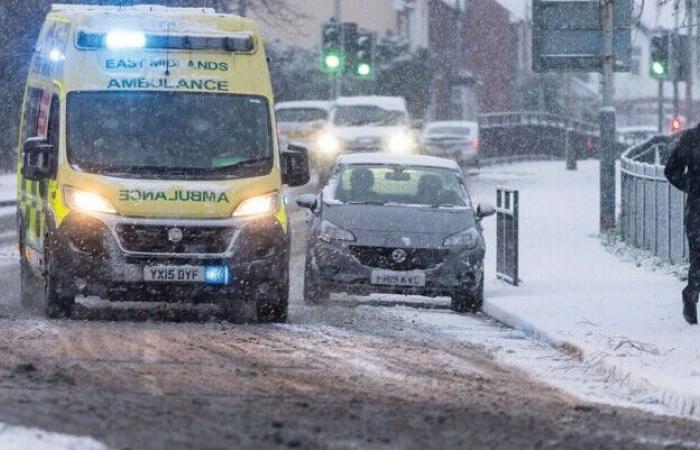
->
xmin=337 ymin=153 xmax=460 ymax=170
xmin=275 ymin=100 xmax=332 ymax=111
xmin=335 ymin=96 xmax=407 ymax=112
xmin=425 ymin=121 xmax=478 ymax=129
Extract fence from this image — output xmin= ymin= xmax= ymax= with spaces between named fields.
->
xmin=619 ymin=134 xmax=688 ymax=264
xmin=496 ymin=187 xmax=519 ymax=286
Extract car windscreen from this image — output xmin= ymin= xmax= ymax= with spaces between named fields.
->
xmin=277 ymin=108 xmax=328 ymax=123
xmin=328 ymin=164 xmax=471 ymax=207
xmin=426 ymin=126 xmax=473 ymax=137
xmin=66 ymin=91 xmax=273 ymax=179
xmin=333 ymin=105 xmax=407 ymax=127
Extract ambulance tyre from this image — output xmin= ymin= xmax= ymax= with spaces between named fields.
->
xmin=42 ymin=237 xmax=76 ymax=319
xmin=20 ymin=247 xmax=41 ymax=310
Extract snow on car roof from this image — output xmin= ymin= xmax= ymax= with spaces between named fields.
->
xmin=337 ymin=153 xmax=460 ymax=170
xmin=335 ymin=96 xmax=407 ymax=112
xmin=425 ymin=121 xmax=478 ymax=129
xmin=275 ymin=100 xmax=332 ymax=111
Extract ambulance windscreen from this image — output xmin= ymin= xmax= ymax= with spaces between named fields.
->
xmin=66 ymin=91 xmax=273 ymax=179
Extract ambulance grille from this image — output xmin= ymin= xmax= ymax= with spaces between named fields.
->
xmin=116 ymin=225 xmax=235 ymax=254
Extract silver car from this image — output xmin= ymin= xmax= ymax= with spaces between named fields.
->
xmin=297 ymin=153 xmax=495 ymax=313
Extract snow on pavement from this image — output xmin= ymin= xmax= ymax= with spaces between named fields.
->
xmin=0 ymin=174 xmax=15 ymax=203
xmin=0 ymin=423 xmax=109 ymax=450
xmin=474 ymin=160 xmax=700 ymax=418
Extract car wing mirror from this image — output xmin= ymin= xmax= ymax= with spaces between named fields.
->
xmin=282 ymin=143 xmax=310 ymax=187
xmin=22 ymin=137 xmax=55 ymax=181
xmin=476 ymin=202 xmax=496 ymax=219
xmin=296 ymin=193 xmax=318 ymax=210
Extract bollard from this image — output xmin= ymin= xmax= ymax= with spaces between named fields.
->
xmin=496 ymin=187 xmax=520 ymax=286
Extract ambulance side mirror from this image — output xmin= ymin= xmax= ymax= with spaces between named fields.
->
xmin=22 ymin=137 xmax=55 ymax=181
xmin=282 ymin=143 xmax=310 ymax=187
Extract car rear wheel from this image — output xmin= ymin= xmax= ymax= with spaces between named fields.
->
xmin=303 ymin=257 xmax=329 ymax=305
xmin=451 ymin=279 xmax=483 ymax=313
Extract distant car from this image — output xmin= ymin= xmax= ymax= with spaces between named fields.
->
xmin=297 ymin=153 xmax=495 ymax=313
xmin=421 ymin=121 xmax=480 ymax=166
xmin=275 ymin=100 xmax=332 ymax=143
xmin=618 ymin=125 xmax=658 ymax=148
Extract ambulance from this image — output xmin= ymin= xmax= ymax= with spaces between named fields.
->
xmin=16 ymin=5 xmax=309 ymax=322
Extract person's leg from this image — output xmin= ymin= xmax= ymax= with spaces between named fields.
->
xmin=683 ymin=231 xmax=700 ymax=324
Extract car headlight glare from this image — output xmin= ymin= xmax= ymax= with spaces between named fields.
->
xmin=443 ymin=228 xmax=480 ymax=249
xmin=319 ymin=220 xmax=355 ymax=242
xmin=63 ymin=187 xmax=117 ymax=214
xmin=387 ymin=132 xmax=416 ymax=153
xmin=317 ymin=132 xmax=342 ymax=154
xmin=233 ymin=192 xmax=278 ymax=218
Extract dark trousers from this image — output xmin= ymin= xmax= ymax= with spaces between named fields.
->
xmin=685 ymin=211 xmax=700 ymax=303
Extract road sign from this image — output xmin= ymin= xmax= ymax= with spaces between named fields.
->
xmin=532 ymin=0 xmax=632 ymax=72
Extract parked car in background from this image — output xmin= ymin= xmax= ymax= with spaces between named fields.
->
xmin=618 ymin=125 xmax=659 ymax=148
xmin=297 ymin=153 xmax=495 ymax=313
xmin=276 ymin=100 xmax=332 ymax=143
xmin=421 ymin=121 xmax=480 ymax=166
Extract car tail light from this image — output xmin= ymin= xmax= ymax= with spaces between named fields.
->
xmin=468 ymin=139 xmax=480 ymax=150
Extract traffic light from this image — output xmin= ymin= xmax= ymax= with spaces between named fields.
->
xmin=670 ymin=116 xmax=684 ymax=133
xmin=353 ymin=32 xmax=374 ymax=78
xmin=672 ymin=33 xmax=690 ymax=82
xmin=650 ymin=34 xmax=670 ymax=79
xmin=322 ymin=22 xmax=343 ymax=74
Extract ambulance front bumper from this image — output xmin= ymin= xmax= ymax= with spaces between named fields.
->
xmin=54 ymin=211 xmax=289 ymax=301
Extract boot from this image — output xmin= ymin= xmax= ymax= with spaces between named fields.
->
xmin=682 ymin=289 xmax=698 ymax=325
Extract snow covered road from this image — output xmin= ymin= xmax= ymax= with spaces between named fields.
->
xmin=0 ymin=166 xmax=699 ymax=449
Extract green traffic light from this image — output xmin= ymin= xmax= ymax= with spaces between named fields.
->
xmin=325 ymin=53 xmax=341 ymax=70
xmin=652 ymin=61 xmax=666 ymax=76
xmin=357 ymin=63 xmax=371 ymax=76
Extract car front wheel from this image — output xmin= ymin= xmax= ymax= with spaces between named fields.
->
xmin=450 ymin=278 xmax=483 ymax=313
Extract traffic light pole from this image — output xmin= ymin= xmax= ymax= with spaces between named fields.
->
xmin=658 ymin=80 xmax=664 ymax=134
xmin=334 ymin=0 xmax=342 ymax=99
xmin=599 ymin=0 xmax=616 ymax=231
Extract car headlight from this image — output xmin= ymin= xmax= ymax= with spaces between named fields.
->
xmin=63 ymin=187 xmax=117 ymax=214
xmin=316 ymin=131 xmax=342 ymax=154
xmin=319 ymin=219 xmax=355 ymax=242
xmin=233 ymin=192 xmax=278 ymax=218
xmin=387 ymin=132 xmax=416 ymax=153
xmin=443 ymin=228 xmax=480 ymax=249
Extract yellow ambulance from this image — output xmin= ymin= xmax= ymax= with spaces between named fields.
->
xmin=16 ymin=4 xmax=309 ymax=321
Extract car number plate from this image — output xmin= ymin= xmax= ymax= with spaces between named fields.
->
xmin=143 ymin=266 xmax=204 ymax=283
xmin=370 ymin=270 xmax=426 ymax=287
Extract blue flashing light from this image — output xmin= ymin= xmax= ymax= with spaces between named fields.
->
xmin=204 ymin=266 xmax=230 ymax=285
xmin=105 ymin=31 xmax=146 ymax=49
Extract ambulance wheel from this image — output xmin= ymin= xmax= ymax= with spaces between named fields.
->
xmin=19 ymin=248 xmax=41 ymax=310
xmin=257 ymin=280 xmax=289 ymax=324
xmin=42 ymin=238 xmax=75 ymax=319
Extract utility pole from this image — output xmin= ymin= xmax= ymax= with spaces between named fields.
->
xmin=599 ymin=0 xmax=616 ymax=231
xmin=688 ymin=0 xmax=696 ymax=125
xmin=673 ymin=0 xmax=681 ymax=118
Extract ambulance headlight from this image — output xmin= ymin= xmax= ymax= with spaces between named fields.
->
xmin=316 ymin=131 xmax=342 ymax=154
xmin=233 ymin=192 xmax=278 ymax=218
xmin=386 ymin=132 xmax=417 ymax=154
xmin=106 ymin=31 xmax=146 ymax=49
xmin=64 ymin=187 xmax=117 ymax=214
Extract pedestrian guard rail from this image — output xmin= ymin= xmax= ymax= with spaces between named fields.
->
xmin=620 ymin=134 xmax=688 ymax=263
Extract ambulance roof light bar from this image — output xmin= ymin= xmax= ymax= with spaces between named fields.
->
xmin=76 ymin=30 xmax=255 ymax=53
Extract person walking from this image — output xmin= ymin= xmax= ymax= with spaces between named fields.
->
xmin=665 ymin=124 xmax=700 ymax=324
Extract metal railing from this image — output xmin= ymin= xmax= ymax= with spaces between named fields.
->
xmin=479 ymin=111 xmax=599 ymax=137
xmin=619 ymin=134 xmax=688 ymax=264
